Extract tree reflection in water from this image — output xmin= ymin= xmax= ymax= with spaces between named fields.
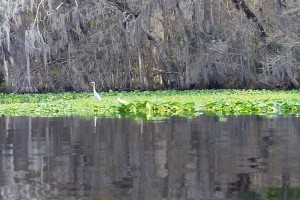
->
xmin=0 ymin=115 xmax=300 ymax=200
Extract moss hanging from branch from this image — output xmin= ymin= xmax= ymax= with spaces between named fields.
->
xmin=231 ymin=0 xmax=267 ymax=38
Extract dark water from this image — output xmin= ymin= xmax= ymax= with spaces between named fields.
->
xmin=0 ymin=115 xmax=300 ymax=200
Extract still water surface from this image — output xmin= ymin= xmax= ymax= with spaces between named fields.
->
xmin=0 ymin=115 xmax=300 ymax=200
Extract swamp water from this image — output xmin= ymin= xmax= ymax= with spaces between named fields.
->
xmin=0 ymin=115 xmax=300 ymax=200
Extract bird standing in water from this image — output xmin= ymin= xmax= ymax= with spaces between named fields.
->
xmin=90 ymin=81 xmax=101 ymax=101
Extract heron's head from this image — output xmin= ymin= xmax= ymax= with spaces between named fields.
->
xmin=90 ymin=81 xmax=95 ymax=86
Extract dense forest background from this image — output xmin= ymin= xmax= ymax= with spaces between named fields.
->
xmin=0 ymin=0 xmax=300 ymax=92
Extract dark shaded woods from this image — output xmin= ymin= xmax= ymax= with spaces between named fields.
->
xmin=0 ymin=0 xmax=300 ymax=92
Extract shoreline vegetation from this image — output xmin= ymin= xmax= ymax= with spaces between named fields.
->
xmin=0 ymin=90 xmax=299 ymax=119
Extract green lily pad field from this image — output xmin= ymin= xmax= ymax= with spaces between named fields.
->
xmin=0 ymin=90 xmax=299 ymax=119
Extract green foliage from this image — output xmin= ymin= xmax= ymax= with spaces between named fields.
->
xmin=268 ymin=41 xmax=283 ymax=54
xmin=204 ymin=100 xmax=300 ymax=116
xmin=237 ymin=191 xmax=262 ymax=200
xmin=264 ymin=187 xmax=300 ymax=200
xmin=109 ymin=101 xmax=196 ymax=120
xmin=0 ymin=90 xmax=299 ymax=119
xmin=236 ymin=187 xmax=300 ymax=200
xmin=253 ymin=60 xmax=264 ymax=74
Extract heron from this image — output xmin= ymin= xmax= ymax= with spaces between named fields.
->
xmin=90 ymin=81 xmax=101 ymax=101
xmin=117 ymin=97 xmax=128 ymax=105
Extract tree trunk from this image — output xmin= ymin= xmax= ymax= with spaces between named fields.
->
xmin=141 ymin=22 xmax=177 ymax=89
xmin=204 ymin=0 xmax=213 ymax=33
xmin=138 ymin=47 xmax=144 ymax=89
xmin=175 ymin=1 xmax=191 ymax=89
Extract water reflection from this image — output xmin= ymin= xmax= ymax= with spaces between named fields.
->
xmin=0 ymin=115 xmax=300 ymax=200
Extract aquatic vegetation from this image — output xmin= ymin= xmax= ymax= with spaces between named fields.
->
xmin=0 ymin=90 xmax=299 ymax=119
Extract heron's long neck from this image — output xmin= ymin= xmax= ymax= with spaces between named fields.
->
xmin=93 ymin=85 xmax=96 ymax=93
